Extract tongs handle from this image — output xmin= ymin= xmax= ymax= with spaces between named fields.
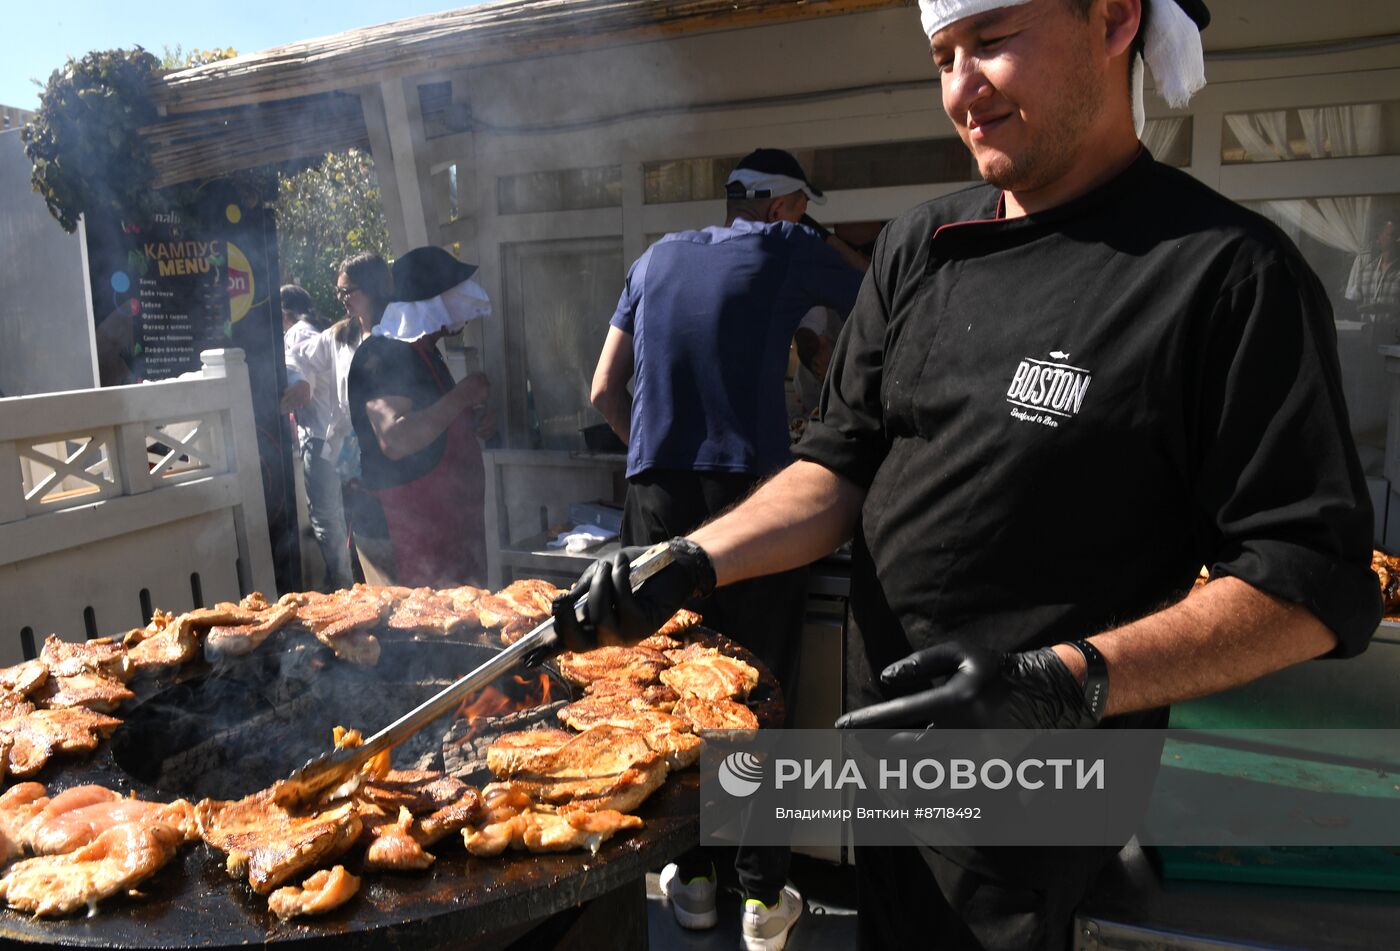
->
xmin=275 ymin=541 xmax=674 ymax=806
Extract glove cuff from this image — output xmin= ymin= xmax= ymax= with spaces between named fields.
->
xmin=668 ymin=537 xmax=717 ymax=599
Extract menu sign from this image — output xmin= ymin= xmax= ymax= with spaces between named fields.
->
xmin=86 ymin=184 xmax=301 ymax=593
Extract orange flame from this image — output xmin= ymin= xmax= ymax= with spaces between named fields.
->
xmin=449 ymin=671 xmax=556 ymax=745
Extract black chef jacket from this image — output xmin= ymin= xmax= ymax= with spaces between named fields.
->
xmin=795 ymin=149 xmax=1381 ymax=715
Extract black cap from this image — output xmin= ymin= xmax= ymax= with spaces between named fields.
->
xmin=726 ymin=148 xmax=825 ymax=203
xmin=1167 ymin=0 xmax=1210 ymax=29
xmin=391 ymin=246 xmax=478 ymax=303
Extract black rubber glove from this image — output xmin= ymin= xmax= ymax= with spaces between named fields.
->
xmin=834 ymin=642 xmax=1097 ymax=730
xmin=550 ymin=537 xmax=716 ymax=649
xmin=799 ymin=213 xmax=831 ymax=241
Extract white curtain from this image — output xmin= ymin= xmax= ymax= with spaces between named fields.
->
xmin=1141 ymin=117 xmax=1187 ymax=161
xmin=1298 ymin=104 xmax=1383 ymax=160
xmin=1224 ymin=110 xmax=1291 ymax=161
xmin=1264 ymin=196 xmax=1372 ymax=254
xmin=1228 ymin=103 xmax=1383 ymax=254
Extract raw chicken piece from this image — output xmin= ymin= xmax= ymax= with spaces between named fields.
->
xmin=32 ymin=798 xmax=197 ymax=855
xmin=0 ymin=822 xmax=183 ymax=917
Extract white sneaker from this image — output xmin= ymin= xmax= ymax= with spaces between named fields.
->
xmin=658 ymin=862 xmax=717 ymax=929
xmin=742 ymin=884 xmax=803 ymax=951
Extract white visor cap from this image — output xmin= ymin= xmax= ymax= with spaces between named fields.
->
xmin=374 ymin=278 xmax=492 ymax=342
xmin=724 ymin=168 xmax=827 ymax=206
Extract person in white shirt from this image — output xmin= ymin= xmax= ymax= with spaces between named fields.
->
xmin=282 ymin=253 xmax=394 ymax=587
xmin=280 ymin=284 xmax=351 ymax=591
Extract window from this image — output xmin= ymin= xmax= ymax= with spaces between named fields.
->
xmin=1222 ymin=101 xmax=1400 ymax=164
xmin=643 ymin=154 xmax=743 ymax=204
xmin=804 ymin=138 xmax=976 ymax=191
xmin=643 ymin=139 xmax=976 ymax=204
xmin=497 ymin=166 xmax=621 ymax=215
xmin=1142 ymin=116 xmax=1193 ymax=167
xmin=500 ymin=238 xmax=625 ymax=449
xmin=417 ymin=81 xmax=471 ymax=139
xmin=1241 ymin=193 xmax=1400 ymax=470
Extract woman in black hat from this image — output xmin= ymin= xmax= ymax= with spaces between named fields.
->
xmin=344 ymin=246 xmax=493 ymax=587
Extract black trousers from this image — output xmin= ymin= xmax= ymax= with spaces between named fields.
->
xmin=623 ymin=469 xmax=806 ymax=902
xmin=855 ymin=844 xmax=1120 ymax=950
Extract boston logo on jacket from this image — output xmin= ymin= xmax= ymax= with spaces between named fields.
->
xmin=1006 ymin=352 xmax=1093 ymax=429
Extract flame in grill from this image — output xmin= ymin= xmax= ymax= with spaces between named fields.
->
xmin=449 ymin=671 xmax=555 ymax=745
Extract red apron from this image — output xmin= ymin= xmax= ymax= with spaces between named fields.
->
xmin=368 ymin=340 xmax=486 ymax=587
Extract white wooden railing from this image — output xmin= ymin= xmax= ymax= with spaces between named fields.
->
xmin=0 ymin=349 xmax=274 ymax=663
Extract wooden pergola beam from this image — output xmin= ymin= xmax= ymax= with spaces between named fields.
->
xmin=151 ymin=0 xmax=911 ymax=115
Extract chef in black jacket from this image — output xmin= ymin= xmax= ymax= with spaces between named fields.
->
xmin=554 ymin=0 xmax=1382 ymax=947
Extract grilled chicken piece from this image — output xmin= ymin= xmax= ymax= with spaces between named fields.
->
xmin=556 ymin=702 xmax=702 ymax=770
xmin=284 ymin=586 xmax=391 ymax=665
xmin=0 ymin=691 xmax=34 ymax=721
xmin=0 ymin=784 xmax=49 ymax=866
xmin=196 ymin=793 xmax=362 ymax=894
xmin=33 ymin=798 xmax=197 ymax=856
xmin=359 ymin=769 xmax=473 ymax=816
xmin=475 ymin=580 xmax=563 ymax=644
xmin=485 ymin=729 xmax=574 ymax=778
xmin=2 ymin=731 xmax=52 ymax=779
xmin=267 ymin=865 xmax=360 ymax=920
xmin=0 ymin=708 xmax=121 ymax=778
xmin=582 ymin=679 xmax=679 ymax=711
xmin=24 ymin=707 xmax=122 ymax=753
xmin=486 ymin=725 xmax=669 ymax=814
xmin=439 ymin=585 xmax=490 ymax=621
xmin=384 ymin=588 xmax=477 ymax=637
xmin=39 ymin=636 xmax=132 ymax=683
xmin=464 ymin=803 xmax=642 ymax=857
xmin=672 ymin=694 xmax=760 ymax=732
xmin=356 ymin=774 xmax=481 ymax=870
xmin=0 ymin=661 xmax=48 ymax=698
xmin=492 ymin=579 xmax=561 ymax=617
xmin=0 ymin=821 xmax=183 ymax=917
xmin=123 ymin=610 xmax=199 ymax=671
xmin=204 ymin=601 xmax=297 ymax=658
xmin=363 ymin=807 xmax=434 ymax=871
xmin=660 ymin=650 xmax=758 ymax=702
xmin=653 ymin=608 xmax=703 ymax=639
xmin=555 ymin=645 xmax=670 ymax=689
xmin=635 ymin=633 xmax=681 ymax=652
xmin=415 ymin=793 xmax=483 ymax=846
xmin=33 ymin=671 xmax=134 ymax=713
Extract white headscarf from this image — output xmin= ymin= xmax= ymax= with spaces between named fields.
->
xmin=374 ymin=278 xmax=492 ymax=342
xmin=917 ymin=0 xmax=1206 ymax=136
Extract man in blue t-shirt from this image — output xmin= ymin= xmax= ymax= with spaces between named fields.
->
xmin=589 ymin=148 xmax=864 ymax=950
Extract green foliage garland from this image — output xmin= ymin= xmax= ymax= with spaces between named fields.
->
xmin=22 ymin=48 xmax=162 ymax=233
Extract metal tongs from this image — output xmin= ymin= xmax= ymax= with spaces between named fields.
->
xmin=272 ymin=541 xmax=675 ymax=808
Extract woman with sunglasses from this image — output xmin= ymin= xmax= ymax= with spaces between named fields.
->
xmin=285 ymin=253 xmax=394 ymax=586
